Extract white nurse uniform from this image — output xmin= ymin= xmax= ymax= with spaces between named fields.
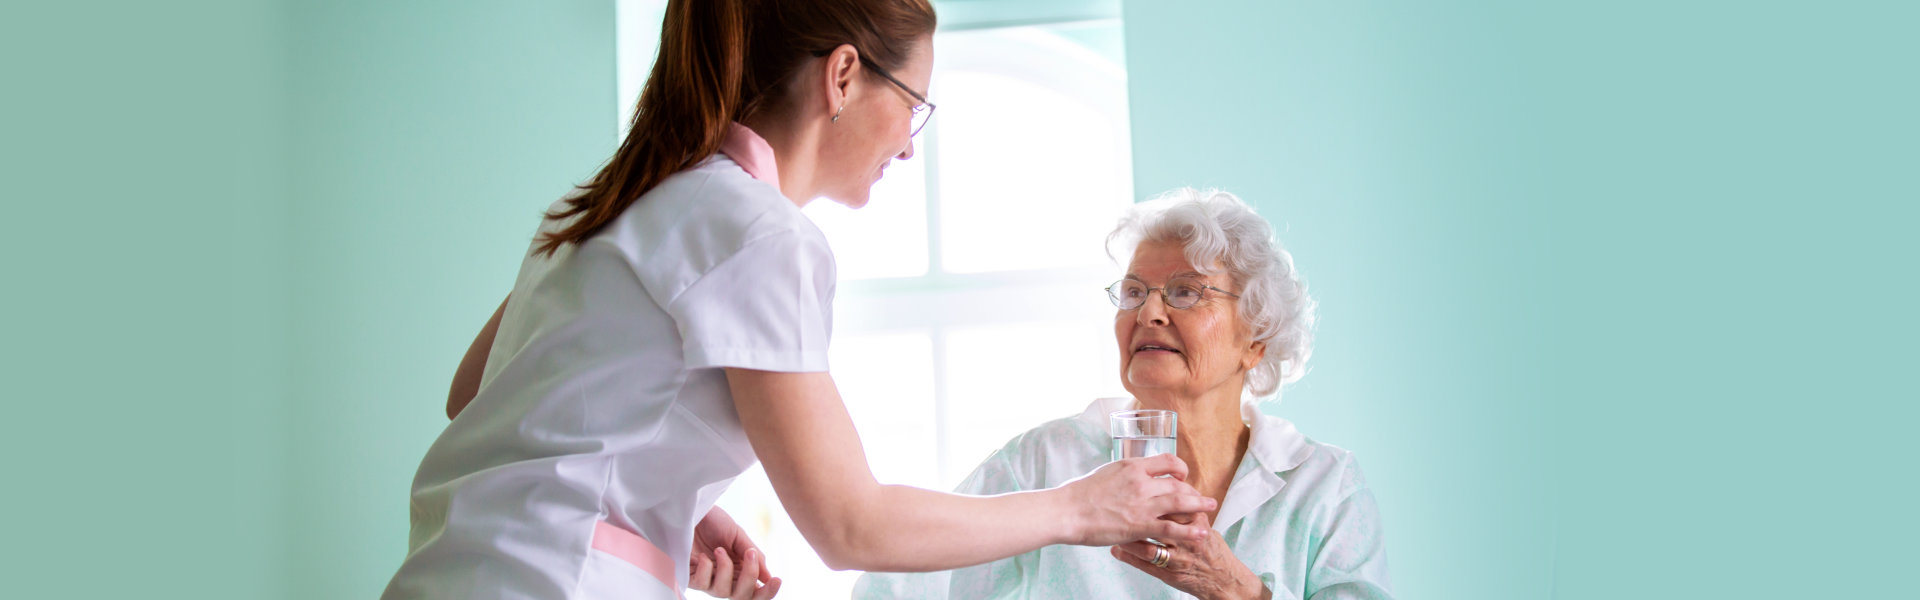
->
xmin=382 ymin=124 xmax=830 ymax=599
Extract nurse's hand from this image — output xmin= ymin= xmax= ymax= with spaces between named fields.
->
xmin=1056 ymin=454 xmax=1216 ymax=547
xmin=689 ymin=507 xmax=782 ymax=599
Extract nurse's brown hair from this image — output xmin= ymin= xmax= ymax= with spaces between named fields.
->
xmin=533 ymin=0 xmax=937 ymax=257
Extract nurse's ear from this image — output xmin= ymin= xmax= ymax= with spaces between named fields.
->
xmin=814 ymin=44 xmax=862 ymax=123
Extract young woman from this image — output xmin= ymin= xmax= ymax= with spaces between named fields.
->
xmin=380 ymin=2 xmax=1215 ymax=598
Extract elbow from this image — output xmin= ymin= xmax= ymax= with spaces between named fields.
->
xmin=811 ymin=526 xmax=878 ymax=571
xmin=802 ymin=510 xmax=896 ymax=571
xmin=792 ymin=485 xmax=896 ymax=571
xmin=818 ymin=548 xmax=894 ymax=573
xmin=817 ymin=551 xmax=861 ymax=572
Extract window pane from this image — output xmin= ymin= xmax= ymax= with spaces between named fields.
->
xmin=933 ymin=23 xmax=1134 ymax=274
xmin=942 ymin=319 xmax=1129 ymax=489
xmin=803 ymin=153 xmax=930 ymax=280
xmin=836 ymin=332 xmax=941 ymax=488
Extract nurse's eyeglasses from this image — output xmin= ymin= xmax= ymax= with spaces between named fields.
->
xmin=811 ymin=48 xmax=936 ymax=137
xmin=1107 ymin=277 xmax=1241 ymax=310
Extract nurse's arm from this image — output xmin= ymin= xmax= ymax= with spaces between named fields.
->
xmin=726 ymin=368 xmax=1215 ymax=573
xmin=446 ymin=295 xmax=508 ymax=419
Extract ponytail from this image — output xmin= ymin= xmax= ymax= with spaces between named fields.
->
xmin=534 ymin=0 xmax=747 ymax=256
xmin=533 ymin=0 xmax=936 ymax=257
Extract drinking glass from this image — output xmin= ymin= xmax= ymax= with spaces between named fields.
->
xmin=1110 ymin=409 xmax=1177 ymax=462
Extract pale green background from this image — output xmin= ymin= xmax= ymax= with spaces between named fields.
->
xmin=3 ymin=1 xmax=1912 ymax=599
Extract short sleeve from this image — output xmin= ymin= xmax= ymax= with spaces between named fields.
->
xmin=667 ymin=227 xmax=835 ymax=372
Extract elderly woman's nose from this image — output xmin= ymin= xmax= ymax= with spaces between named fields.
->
xmin=1135 ymin=294 xmax=1172 ymax=326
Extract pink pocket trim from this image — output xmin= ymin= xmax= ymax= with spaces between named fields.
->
xmin=591 ymin=520 xmax=680 ymax=594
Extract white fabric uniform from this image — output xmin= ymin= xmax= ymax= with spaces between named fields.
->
xmin=855 ymin=398 xmax=1394 ymax=600
xmin=382 ymin=149 xmax=833 ymax=599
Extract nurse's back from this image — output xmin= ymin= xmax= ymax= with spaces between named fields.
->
xmin=388 ymin=155 xmax=827 ymax=598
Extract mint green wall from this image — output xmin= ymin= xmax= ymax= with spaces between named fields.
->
xmin=285 ymin=2 xmax=616 ymax=598
xmin=1121 ymin=2 xmax=1916 ymax=599
xmin=4 ymin=1 xmax=293 ymax=598
xmin=6 ymin=2 xmax=613 ymax=598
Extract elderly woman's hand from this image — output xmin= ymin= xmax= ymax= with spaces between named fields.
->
xmin=1111 ymin=512 xmax=1271 ymax=600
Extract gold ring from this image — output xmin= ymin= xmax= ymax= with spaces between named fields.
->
xmin=1150 ymin=545 xmax=1172 ymax=568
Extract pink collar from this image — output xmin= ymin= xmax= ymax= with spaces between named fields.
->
xmin=718 ymin=122 xmax=781 ymax=191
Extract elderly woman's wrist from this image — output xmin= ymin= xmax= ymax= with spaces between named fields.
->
xmin=1230 ymin=570 xmax=1271 ymax=600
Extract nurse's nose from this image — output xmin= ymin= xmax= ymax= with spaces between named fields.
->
xmin=897 ymin=139 xmax=916 ymax=161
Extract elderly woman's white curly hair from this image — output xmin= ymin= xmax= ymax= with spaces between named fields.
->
xmin=1107 ymin=188 xmax=1317 ymax=399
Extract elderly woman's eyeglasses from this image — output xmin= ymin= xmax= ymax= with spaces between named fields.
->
xmin=1107 ymin=277 xmax=1240 ymax=310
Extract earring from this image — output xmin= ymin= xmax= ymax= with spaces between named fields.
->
xmin=832 ymin=104 xmax=844 ymax=123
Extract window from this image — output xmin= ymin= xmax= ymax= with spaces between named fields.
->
xmin=616 ymin=2 xmax=1134 ymax=595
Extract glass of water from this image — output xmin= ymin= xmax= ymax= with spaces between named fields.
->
xmin=1110 ymin=409 xmax=1178 ymax=462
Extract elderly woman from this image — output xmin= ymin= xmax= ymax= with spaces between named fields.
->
xmin=854 ymin=188 xmax=1393 ymax=599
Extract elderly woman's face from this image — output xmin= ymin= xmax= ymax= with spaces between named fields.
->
xmin=1115 ymin=240 xmax=1265 ymax=400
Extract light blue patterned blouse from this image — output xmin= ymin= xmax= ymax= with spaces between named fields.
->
xmin=854 ymin=398 xmax=1393 ymax=599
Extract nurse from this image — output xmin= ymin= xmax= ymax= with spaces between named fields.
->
xmin=380 ymin=1 xmax=1217 ymax=599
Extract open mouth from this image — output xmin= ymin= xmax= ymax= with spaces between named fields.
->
xmin=1135 ymin=344 xmax=1182 ymax=355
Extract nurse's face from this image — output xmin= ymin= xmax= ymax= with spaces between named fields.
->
xmin=818 ymin=36 xmax=932 ymax=210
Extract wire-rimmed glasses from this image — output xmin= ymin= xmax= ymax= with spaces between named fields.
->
xmin=1106 ymin=277 xmax=1240 ymax=310
xmin=857 ymin=56 xmax=935 ymax=137
xmin=808 ymin=47 xmax=937 ymax=136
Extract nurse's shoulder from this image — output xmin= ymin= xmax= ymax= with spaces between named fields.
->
xmin=606 ymin=158 xmax=817 ymax=261
xmin=596 ymin=156 xmax=828 ymax=290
